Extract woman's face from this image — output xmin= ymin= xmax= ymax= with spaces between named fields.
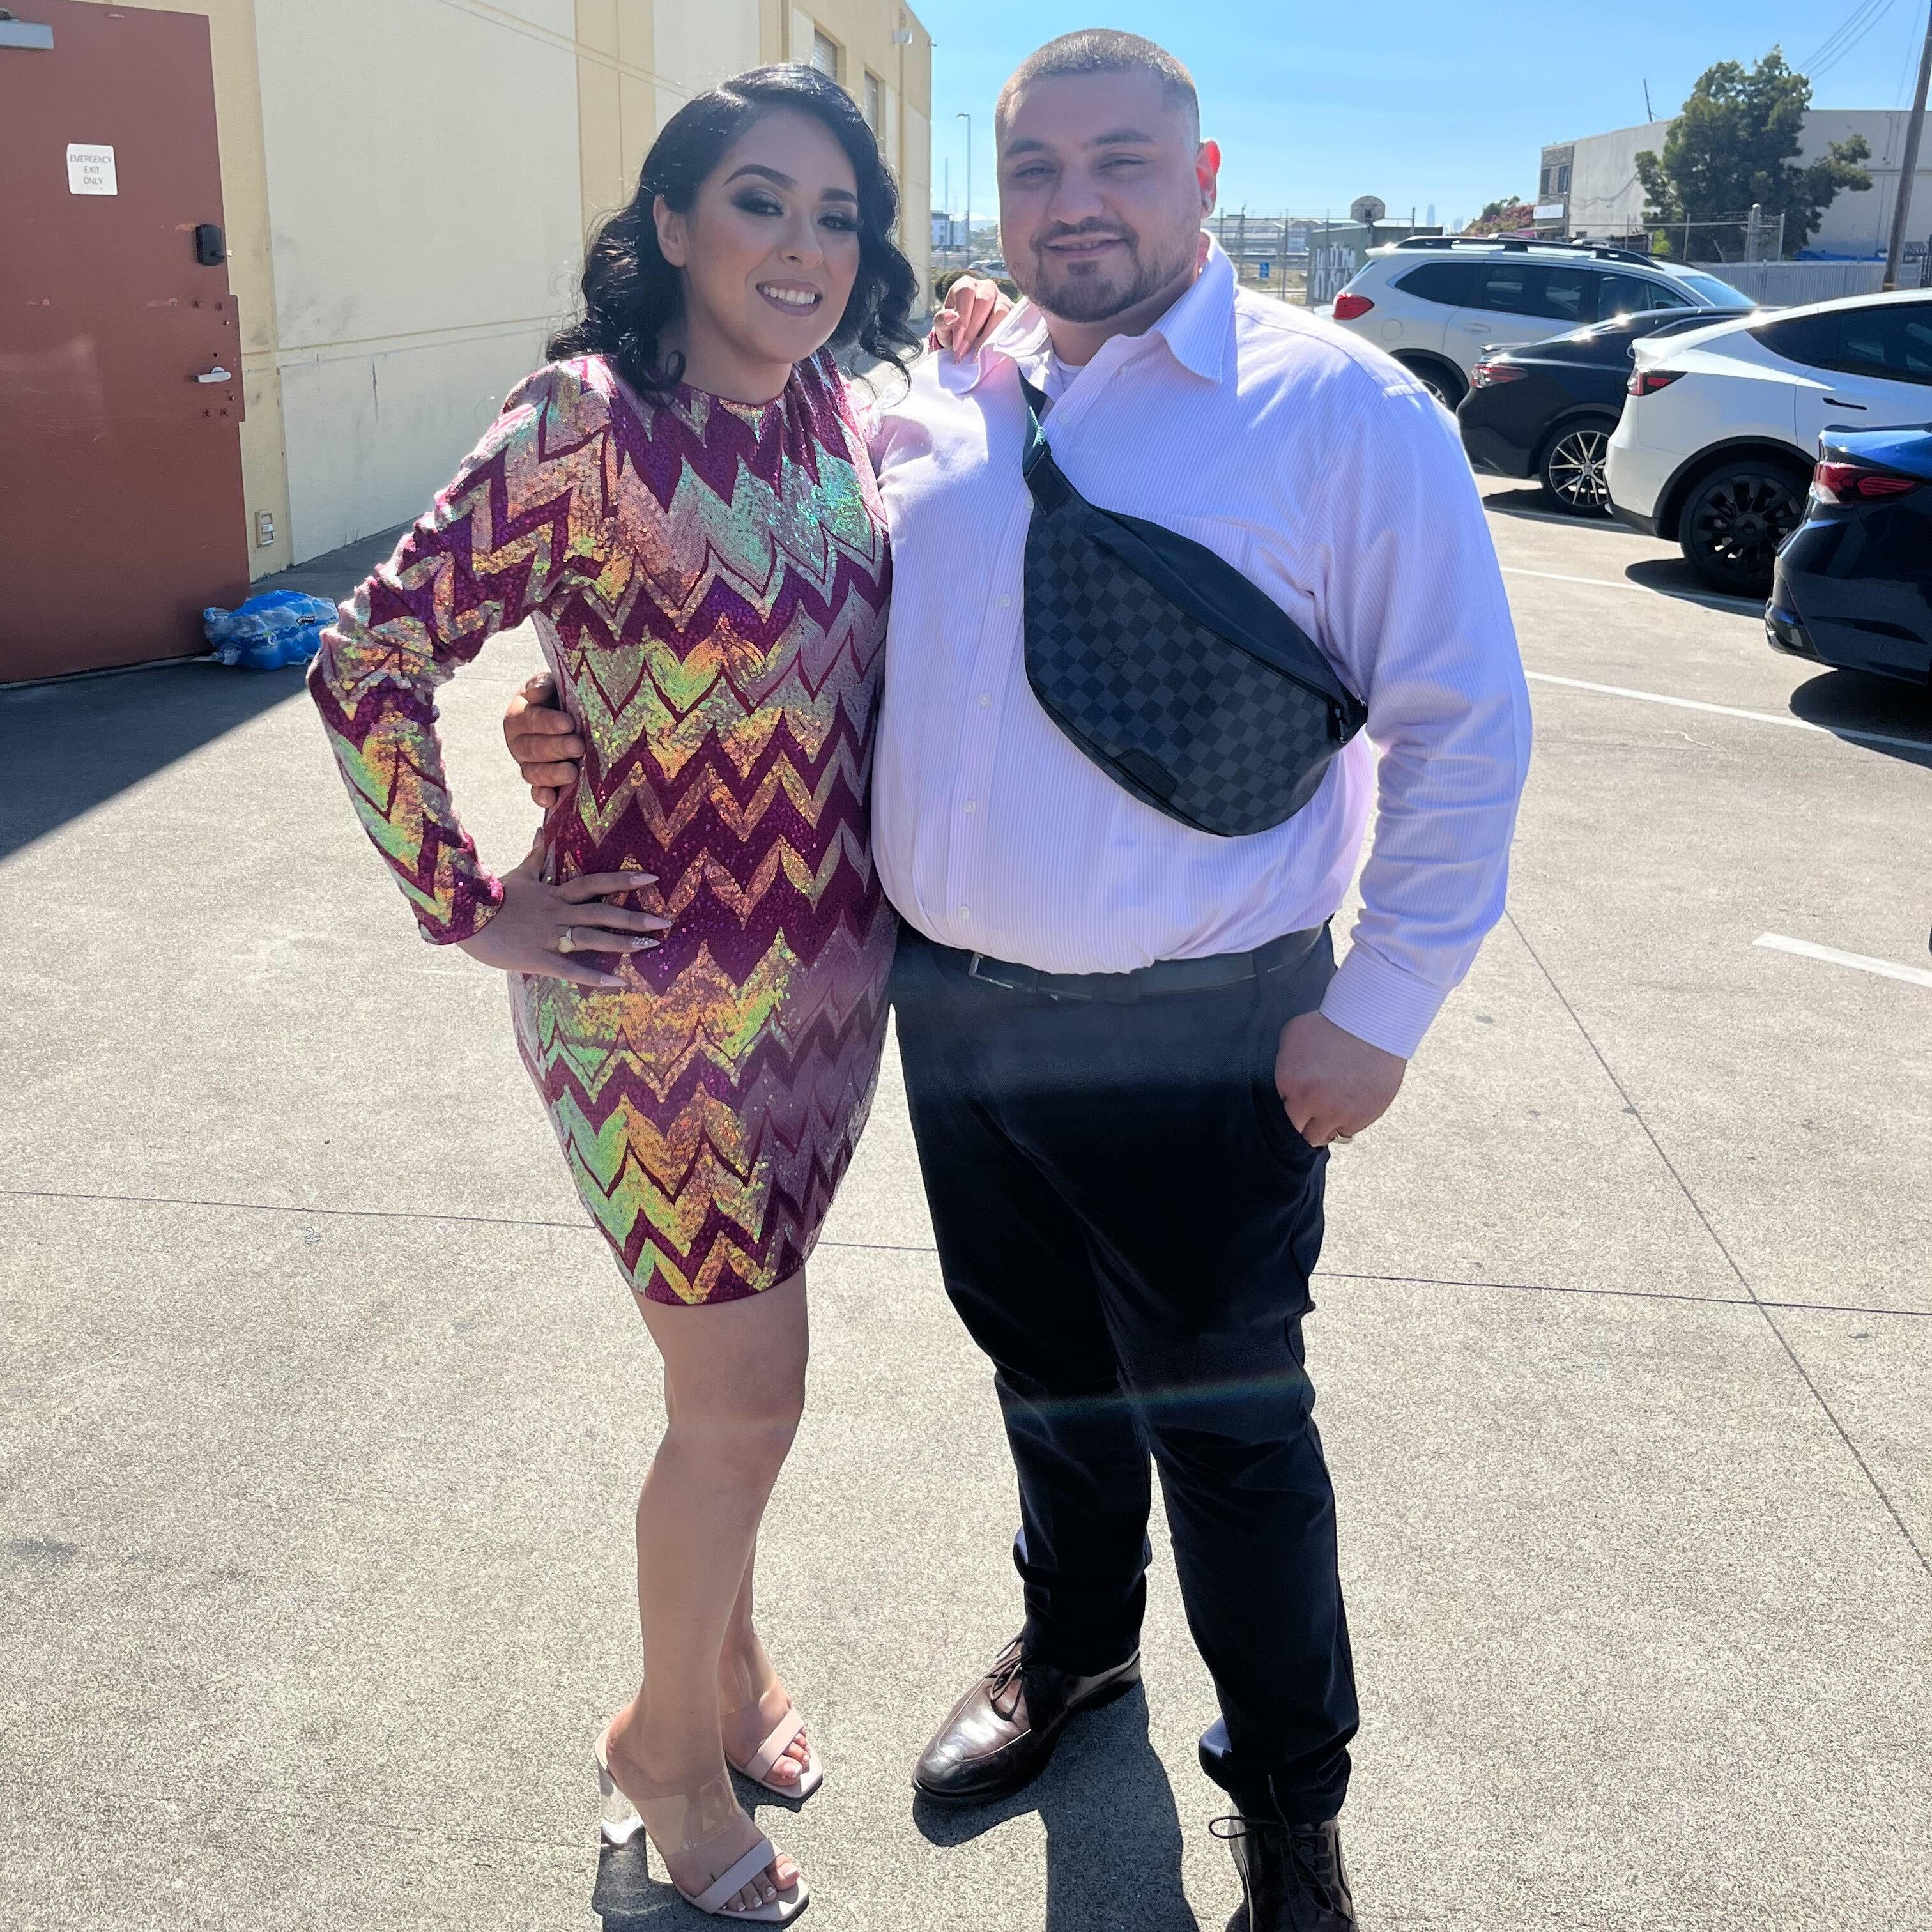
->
xmin=656 ymin=109 xmax=864 ymax=379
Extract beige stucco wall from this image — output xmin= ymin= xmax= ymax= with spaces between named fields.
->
xmin=71 ymin=0 xmax=294 ymax=578
xmin=92 ymin=0 xmax=930 ymax=572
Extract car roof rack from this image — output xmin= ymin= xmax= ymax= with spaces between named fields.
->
xmin=1387 ymin=235 xmax=1659 ymax=269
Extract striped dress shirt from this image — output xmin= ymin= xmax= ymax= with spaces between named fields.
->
xmin=864 ymin=243 xmax=1532 ymax=1060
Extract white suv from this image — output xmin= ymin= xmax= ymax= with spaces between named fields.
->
xmin=1607 ymin=290 xmax=1932 ymax=593
xmin=1327 ymin=238 xmax=1754 ymax=407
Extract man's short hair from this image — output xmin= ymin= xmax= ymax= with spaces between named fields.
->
xmin=995 ymin=30 xmax=1200 ymax=142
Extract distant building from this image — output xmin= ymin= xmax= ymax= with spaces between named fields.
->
xmin=933 ymin=211 xmax=968 ymax=249
xmin=1537 ymin=112 xmax=1932 ymax=259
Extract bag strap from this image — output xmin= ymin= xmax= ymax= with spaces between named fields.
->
xmin=1017 ymin=376 xmax=1073 ymax=513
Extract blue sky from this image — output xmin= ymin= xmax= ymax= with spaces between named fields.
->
xmin=919 ymin=0 xmax=1932 ymax=230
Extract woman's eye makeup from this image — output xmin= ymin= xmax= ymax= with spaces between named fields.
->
xmin=734 ymin=192 xmax=785 ymax=217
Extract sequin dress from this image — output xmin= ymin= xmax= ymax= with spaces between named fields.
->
xmin=310 ymin=354 xmax=896 ymax=1304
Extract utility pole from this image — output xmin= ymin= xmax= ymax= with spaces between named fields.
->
xmin=956 ymin=111 xmax=972 ymax=250
xmin=1882 ymin=1 xmax=1932 ymax=292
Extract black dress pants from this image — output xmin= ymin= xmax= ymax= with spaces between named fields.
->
xmin=889 ymin=923 xmax=1358 ymax=1825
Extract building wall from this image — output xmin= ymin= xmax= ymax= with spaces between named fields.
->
xmin=82 ymin=0 xmax=929 ymax=572
xmin=1549 ymin=112 xmax=1932 ymax=263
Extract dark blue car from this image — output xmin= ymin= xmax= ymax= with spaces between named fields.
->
xmin=1768 ymin=424 xmax=1932 ymax=685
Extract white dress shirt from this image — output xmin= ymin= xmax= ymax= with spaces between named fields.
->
xmin=866 ymin=243 xmax=1531 ymax=1059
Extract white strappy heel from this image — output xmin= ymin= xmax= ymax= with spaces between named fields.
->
xmin=725 ymin=1705 xmax=823 ymax=1802
xmin=596 ymin=1733 xmax=808 ymax=1923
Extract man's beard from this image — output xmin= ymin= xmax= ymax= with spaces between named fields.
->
xmin=1018 ymin=222 xmax=1198 ymax=325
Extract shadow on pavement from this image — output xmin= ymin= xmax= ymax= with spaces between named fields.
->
xmin=0 ymin=525 xmax=409 ymax=864
xmin=0 ymin=661 xmax=310 ymax=863
xmin=1620 ymin=554 xmax=1763 ymax=610
xmin=912 ymin=1684 xmax=1204 ymax=1931
xmin=1787 ymin=667 xmax=1932 ymax=769
xmin=1479 ymin=482 xmax=1619 ymax=529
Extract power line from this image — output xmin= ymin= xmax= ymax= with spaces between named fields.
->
xmin=1799 ymin=0 xmax=1893 ymax=75
xmin=1813 ymin=0 xmax=1901 ymax=80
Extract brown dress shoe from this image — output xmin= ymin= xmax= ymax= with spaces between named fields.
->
xmin=912 ymin=1635 xmax=1142 ymax=1804
xmin=1213 ymin=1814 xmax=1357 ymax=1931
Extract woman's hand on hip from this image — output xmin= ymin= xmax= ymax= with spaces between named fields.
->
xmin=456 ymin=853 xmax=668 ymax=989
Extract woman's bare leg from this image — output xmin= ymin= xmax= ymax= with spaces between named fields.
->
xmin=603 ymin=1271 xmax=808 ymax=1913
xmin=719 ymin=1552 xmax=811 ymax=1786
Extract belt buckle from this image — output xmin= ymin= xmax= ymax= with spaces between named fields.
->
xmin=967 ymin=952 xmax=1029 ymax=993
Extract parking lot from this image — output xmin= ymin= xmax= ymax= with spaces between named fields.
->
xmin=3 ymin=480 xmax=1930 ymax=1931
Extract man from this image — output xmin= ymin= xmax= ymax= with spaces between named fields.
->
xmin=510 ymin=32 xmax=1529 ymax=1929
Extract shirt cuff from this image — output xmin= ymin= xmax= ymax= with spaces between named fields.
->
xmin=415 ymin=870 xmax=505 ymax=946
xmin=1319 ymin=942 xmax=1450 ymax=1061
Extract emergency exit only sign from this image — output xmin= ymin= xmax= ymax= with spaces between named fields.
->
xmin=66 ymin=144 xmax=118 ymax=195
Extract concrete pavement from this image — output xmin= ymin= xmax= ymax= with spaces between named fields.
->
xmin=3 ymin=482 xmax=1930 ymax=1929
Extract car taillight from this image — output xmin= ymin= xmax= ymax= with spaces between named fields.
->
xmin=1626 ymin=368 xmax=1685 ymax=397
xmin=1813 ymin=459 xmax=1919 ymax=504
xmin=1471 ymin=361 xmax=1531 ymax=387
xmin=1332 ymin=293 xmax=1374 ymax=321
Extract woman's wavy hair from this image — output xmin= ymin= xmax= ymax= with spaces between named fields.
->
xmin=548 ymin=65 xmax=921 ymax=398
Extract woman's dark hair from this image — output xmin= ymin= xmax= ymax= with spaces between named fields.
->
xmin=548 ymin=65 xmax=921 ymax=398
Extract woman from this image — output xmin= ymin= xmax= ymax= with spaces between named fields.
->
xmin=311 ymin=66 xmax=990 ymax=1920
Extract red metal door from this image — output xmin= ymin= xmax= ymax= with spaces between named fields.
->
xmin=1 ymin=0 xmax=249 ymax=682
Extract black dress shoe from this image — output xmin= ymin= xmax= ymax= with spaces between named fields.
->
xmin=912 ymin=1634 xmax=1142 ymax=1804
xmin=1213 ymin=1814 xmax=1358 ymax=1931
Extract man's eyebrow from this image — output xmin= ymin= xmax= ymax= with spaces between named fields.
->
xmin=1002 ymin=127 xmax=1160 ymax=160
xmin=723 ymin=162 xmax=858 ymax=203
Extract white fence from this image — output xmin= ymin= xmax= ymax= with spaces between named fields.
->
xmin=1694 ymin=260 xmax=1889 ymax=305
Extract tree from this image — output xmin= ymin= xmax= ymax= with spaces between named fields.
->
xmin=1636 ymin=48 xmax=1872 ymax=256
xmin=1464 ymin=197 xmax=1535 ymax=237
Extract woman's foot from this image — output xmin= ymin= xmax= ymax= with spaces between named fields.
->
xmin=603 ymin=1712 xmax=801 ymax=1915
xmin=719 ymin=1639 xmax=812 ymax=1790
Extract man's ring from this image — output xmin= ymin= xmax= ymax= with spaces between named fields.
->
xmin=1330 ymin=1131 xmax=1354 ymax=1146
xmin=558 ymin=927 xmax=577 ymax=954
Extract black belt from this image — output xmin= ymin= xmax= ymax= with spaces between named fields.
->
xmin=954 ymin=924 xmax=1325 ymax=1006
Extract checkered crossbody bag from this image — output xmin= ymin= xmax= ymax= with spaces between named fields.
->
xmin=1018 ymin=378 xmax=1367 ymax=837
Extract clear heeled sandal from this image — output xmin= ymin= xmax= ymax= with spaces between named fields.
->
xmin=596 ymin=1732 xmax=808 ymax=1923
xmin=719 ymin=1657 xmax=823 ymax=1803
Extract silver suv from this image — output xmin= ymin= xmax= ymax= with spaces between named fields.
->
xmin=1328 ymin=238 xmax=1755 ymax=406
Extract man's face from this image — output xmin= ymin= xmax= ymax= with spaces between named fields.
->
xmin=995 ymin=69 xmax=1217 ymax=326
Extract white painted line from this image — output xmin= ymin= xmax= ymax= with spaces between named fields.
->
xmin=1501 ymin=564 xmax=1761 ymax=612
xmin=1755 ymin=932 xmax=1932 ymax=990
xmin=1523 ymin=670 xmax=1932 ymax=756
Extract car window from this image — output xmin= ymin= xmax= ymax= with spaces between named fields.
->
xmin=1392 ymin=261 xmax=1481 ymax=306
xmin=1674 ymin=271 xmax=1756 ymax=310
xmin=1754 ymin=303 xmax=1932 ymax=385
xmin=1467 ymin=262 xmax=1599 ymax=322
xmin=1600 ymin=273 xmax=1692 ymax=314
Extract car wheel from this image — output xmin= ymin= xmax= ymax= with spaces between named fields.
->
xmin=1538 ymin=422 xmax=1616 ymax=516
xmin=1680 ymin=461 xmax=1807 ymax=596
xmin=1397 ymin=356 xmax=1466 ymax=409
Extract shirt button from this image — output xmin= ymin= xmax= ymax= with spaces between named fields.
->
xmin=977 ymin=693 xmax=991 ymax=707
xmin=957 ymin=906 xmax=970 ymax=919
xmin=963 ymin=801 xmax=976 ymax=814
xmin=999 ymin=595 xmax=1012 ymax=608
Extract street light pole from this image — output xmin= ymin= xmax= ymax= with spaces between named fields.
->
xmin=1883 ymin=1 xmax=1932 ymax=293
xmin=956 ymin=111 xmax=972 ymax=253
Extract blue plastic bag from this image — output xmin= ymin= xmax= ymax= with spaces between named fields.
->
xmin=203 ymin=590 xmax=338 ymax=670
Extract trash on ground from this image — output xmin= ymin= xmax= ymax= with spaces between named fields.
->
xmin=203 ymin=592 xmax=338 ymax=670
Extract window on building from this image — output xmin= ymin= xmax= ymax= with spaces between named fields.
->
xmin=1557 ymin=165 xmax=1571 ymax=194
xmin=863 ymin=71 xmax=881 ymax=132
xmin=811 ymin=29 xmax=839 ymax=80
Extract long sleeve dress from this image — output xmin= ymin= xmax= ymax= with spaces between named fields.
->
xmin=309 ymin=353 xmax=897 ymax=1304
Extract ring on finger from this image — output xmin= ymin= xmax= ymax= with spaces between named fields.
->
xmin=558 ymin=927 xmax=577 ymax=954
xmin=1330 ymin=1131 xmax=1354 ymax=1146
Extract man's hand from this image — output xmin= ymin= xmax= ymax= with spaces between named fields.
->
xmin=1273 ymin=1010 xmax=1407 ymax=1148
xmin=504 ymin=673 xmax=583 ymax=808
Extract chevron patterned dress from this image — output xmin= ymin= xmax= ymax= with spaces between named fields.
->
xmin=310 ymin=353 xmax=896 ymax=1304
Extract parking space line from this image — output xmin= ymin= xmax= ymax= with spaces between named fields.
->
xmin=1501 ymin=564 xmax=1761 ymax=613
xmin=1522 ymin=670 xmax=1932 ymax=755
xmin=1755 ymin=932 xmax=1932 ymax=990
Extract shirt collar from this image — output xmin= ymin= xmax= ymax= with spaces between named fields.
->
xmin=937 ymin=237 xmax=1236 ymax=396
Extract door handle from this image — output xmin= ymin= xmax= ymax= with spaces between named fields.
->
xmin=1822 ymin=396 xmax=1867 ymax=409
xmin=195 ymin=365 xmax=232 ymax=385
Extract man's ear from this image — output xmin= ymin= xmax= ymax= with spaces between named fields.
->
xmin=653 ymin=192 xmax=687 ymax=268
xmin=1195 ymin=139 xmax=1222 ymax=215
